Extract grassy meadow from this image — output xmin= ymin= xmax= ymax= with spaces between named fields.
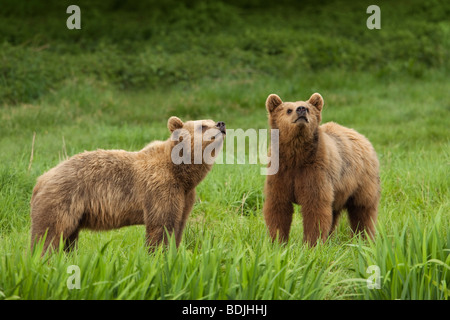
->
xmin=0 ymin=0 xmax=449 ymax=300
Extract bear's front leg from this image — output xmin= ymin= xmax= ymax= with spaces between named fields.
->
xmin=263 ymin=193 xmax=294 ymax=243
xmin=143 ymin=190 xmax=184 ymax=251
xmin=300 ymin=202 xmax=333 ymax=246
xmin=296 ymin=175 xmax=334 ymax=246
xmin=175 ymin=189 xmax=196 ymax=247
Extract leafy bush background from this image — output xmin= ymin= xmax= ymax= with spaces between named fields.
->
xmin=1 ymin=0 xmax=449 ymax=104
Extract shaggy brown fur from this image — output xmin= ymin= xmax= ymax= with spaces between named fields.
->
xmin=30 ymin=117 xmax=226 ymax=253
xmin=263 ymin=93 xmax=380 ymax=245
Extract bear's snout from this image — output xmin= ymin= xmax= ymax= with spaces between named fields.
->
xmin=216 ymin=121 xmax=226 ymax=134
xmin=296 ymin=106 xmax=308 ymax=115
xmin=294 ymin=106 xmax=309 ymax=123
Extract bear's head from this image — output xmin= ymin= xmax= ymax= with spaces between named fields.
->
xmin=266 ymin=93 xmax=323 ymax=141
xmin=168 ymin=116 xmax=226 ymax=165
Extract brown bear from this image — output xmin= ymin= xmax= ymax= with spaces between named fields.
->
xmin=30 ymin=117 xmax=226 ymax=253
xmin=263 ymin=93 xmax=380 ymax=245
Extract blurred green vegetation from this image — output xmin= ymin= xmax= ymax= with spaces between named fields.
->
xmin=1 ymin=0 xmax=449 ymax=104
xmin=0 ymin=0 xmax=449 ymax=300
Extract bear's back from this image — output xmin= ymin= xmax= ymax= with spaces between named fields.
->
xmin=321 ymin=121 xmax=377 ymax=158
xmin=320 ymin=121 xmax=379 ymax=208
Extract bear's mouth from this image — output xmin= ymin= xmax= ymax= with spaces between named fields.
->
xmin=213 ymin=130 xmax=226 ymax=140
xmin=293 ymin=116 xmax=309 ymax=123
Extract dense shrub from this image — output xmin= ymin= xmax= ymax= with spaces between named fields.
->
xmin=0 ymin=0 xmax=449 ymax=104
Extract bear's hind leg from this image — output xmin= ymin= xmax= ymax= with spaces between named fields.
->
xmin=31 ymin=204 xmax=83 ymax=255
xmin=31 ymin=222 xmax=68 ymax=254
xmin=64 ymin=228 xmax=80 ymax=252
xmin=346 ymin=196 xmax=378 ymax=240
xmin=328 ymin=209 xmax=342 ymax=236
xmin=31 ymin=220 xmax=58 ymax=254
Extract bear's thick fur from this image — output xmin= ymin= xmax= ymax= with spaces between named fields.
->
xmin=263 ymin=93 xmax=380 ymax=245
xmin=30 ymin=117 xmax=226 ymax=253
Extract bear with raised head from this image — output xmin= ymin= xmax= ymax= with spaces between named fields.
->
xmin=263 ymin=93 xmax=380 ymax=245
xmin=30 ymin=117 xmax=226 ymax=253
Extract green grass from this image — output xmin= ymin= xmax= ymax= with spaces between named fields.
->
xmin=0 ymin=0 xmax=449 ymax=300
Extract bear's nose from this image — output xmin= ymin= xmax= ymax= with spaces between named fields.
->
xmin=216 ymin=121 xmax=226 ymax=133
xmin=296 ymin=106 xmax=307 ymax=114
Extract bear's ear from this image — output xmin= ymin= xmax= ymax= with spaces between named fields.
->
xmin=308 ymin=93 xmax=324 ymax=111
xmin=266 ymin=94 xmax=283 ymax=113
xmin=168 ymin=116 xmax=184 ymax=132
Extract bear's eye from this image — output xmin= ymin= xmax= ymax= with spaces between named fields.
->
xmin=287 ymin=109 xmax=293 ymax=114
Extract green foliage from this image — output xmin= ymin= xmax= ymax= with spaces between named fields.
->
xmin=1 ymin=0 xmax=449 ymax=104
xmin=0 ymin=229 xmax=343 ymax=300
xmin=0 ymin=167 xmax=35 ymax=234
xmin=353 ymin=214 xmax=450 ymax=299
xmin=0 ymin=0 xmax=449 ymax=300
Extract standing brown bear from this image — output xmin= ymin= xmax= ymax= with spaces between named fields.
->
xmin=30 ymin=117 xmax=226 ymax=253
xmin=263 ymin=93 xmax=380 ymax=245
